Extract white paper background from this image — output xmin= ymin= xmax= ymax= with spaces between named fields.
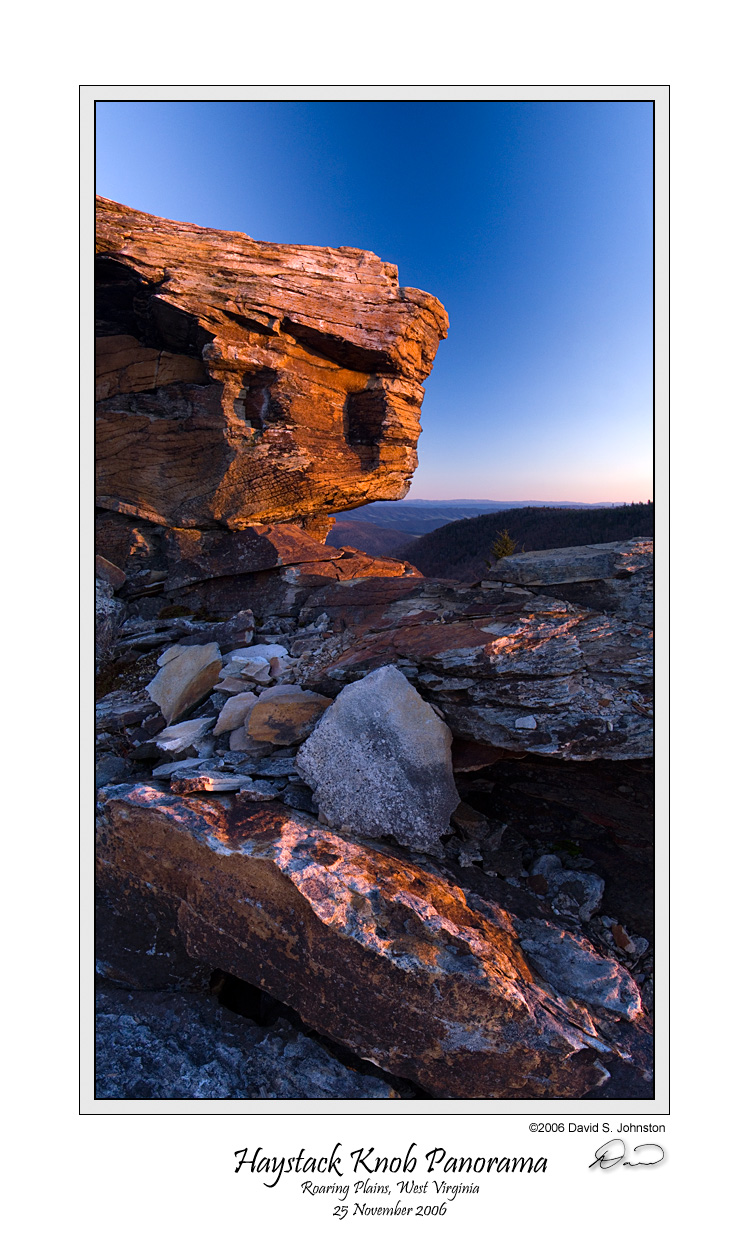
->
xmin=5 ymin=4 xmax=743 ymax=1240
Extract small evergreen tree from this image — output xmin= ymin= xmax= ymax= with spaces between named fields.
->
xmin=491 ymin=528 xmax=517 ymax=561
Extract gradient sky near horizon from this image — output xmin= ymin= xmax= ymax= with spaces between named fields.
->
xmin=96 ymin=100 xmax=653 ymax=503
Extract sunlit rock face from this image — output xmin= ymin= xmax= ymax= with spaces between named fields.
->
xmin=97 ymin=786 xmax=651 ymax=1100
xmin=95 ymin=197 xmax=448 ymax=534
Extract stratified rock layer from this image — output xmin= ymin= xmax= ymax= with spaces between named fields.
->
xmin=292 ymin=577 xmax=653 ymax=760
xmin=97 ymin=785 xmax=651 ymax=1099
xmin=487 ymin=539 xmax=654 ymax=628
xmin=96 ymin=197 xmax=448 ymax=532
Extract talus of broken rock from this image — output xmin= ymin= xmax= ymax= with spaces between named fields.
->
xmin=95 ymin=197 xmax=448 ymax=533
xmin=97 ymin=785 xmax=651 ymax=1099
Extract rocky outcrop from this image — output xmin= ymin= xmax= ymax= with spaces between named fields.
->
xmin=95 ymin=511 xmax=419 ymax=621
xmin=97 ymin=785 xmax=651 ymax=1099
xmin=291 ymin=577 xmax=653 ymax=761
xmin=93 ymin=202 xmax=655 ymax=1104
xmin=95 ymin=549 xmax=655 ymax=1098
xmin=486 ymin=539 xmax=654 ymax=627
xmin=96 ymin=197 xmax=448 ymax=535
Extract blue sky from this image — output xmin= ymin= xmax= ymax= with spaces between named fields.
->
xmin=96 ymin=100 xmax=653 ymax=502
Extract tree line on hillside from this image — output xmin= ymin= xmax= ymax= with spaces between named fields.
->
xmin=398 ymin=502 xmax=654 ymax=581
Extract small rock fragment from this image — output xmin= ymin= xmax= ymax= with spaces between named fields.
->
xmin=240 ymin=659 xmax=271 ymax=682
xmin=237 ymin=780 xmax=281 ymax=802
xmin=214 ymin=678 xmax=255 ymax=694
xmin=147 ymin=643 xmax=223 ymax=725
xmin=451 ymin=801 xmax=490 ymax=839
xmin=154 ymin=717 xmax=216 ymax=756
xmin=95 ymin=754 xmax=133 ymax=787
xmin=251 ymin=757 xmax=301 ymax=778
xmin=152 ymin=759 xmax=212 ymax=779
xmin=213 ymin=692 xmax=260 ymax=736
xmin=226 ymin=644 xmax=288 ymax=665
xmin=612 ymin=924 xmax=637 ymax=954
xmin=170 ymin=772 xmax=254 ymax=794
xmin=95 ymin=553 xmax=126 ymax=588
xmin=229 ymin=725 xmax=258 ymax=754
xmin=245 ymin=687 xmax=333 ymax=746
xmin=530 ymin=855 xmax=605 ymax=922
xmin=280 ymin=783 xmax=318 ymax=814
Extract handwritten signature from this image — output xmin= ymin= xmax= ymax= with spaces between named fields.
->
xmin=589 ymin=1139 xmax=665 ymax=1170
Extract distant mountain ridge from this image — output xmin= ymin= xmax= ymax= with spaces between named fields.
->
xmin=396 ymin=502 xmax=655 ymax=582
xmin=333 ymin=498 xmax=627 ymax=539
xmin=326 ymin=517 xmax=415 ymax=555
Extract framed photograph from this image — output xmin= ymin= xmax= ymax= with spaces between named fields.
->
xmin=83 ymin=83 xmax=668 ymax=1225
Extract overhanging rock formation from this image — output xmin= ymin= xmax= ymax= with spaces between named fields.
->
xmin=96 ymin=197 xmax=449 ymax=536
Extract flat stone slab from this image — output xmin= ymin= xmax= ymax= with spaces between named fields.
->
xmin=96 ymin=689 xmax=158 ymax=732
xmin=487 ymin=539 xmax=654 ymax=627
xmin=213 ymin=692 xmax=259 ymax=735
xmin=171 ymin=773 xmax=255 ymax=794
xmin=147 ymin=643 xmax=223 ymax=725
xmin=297 ymin=584 xmax=653 ymax=760
xmin=245 ymin=688 xmax=332 ymax=746
xmin=97 ymin=784 xmax=651 ymax=1099
xmin=490 ymin=539 xmax=653 ymax=586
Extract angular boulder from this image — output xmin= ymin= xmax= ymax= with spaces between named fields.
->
xmin=245 ymin=686 xmax=333 ymax=746
xmin=296 ymin=665 xmax=460 ymax=853
xmin=97 ymin=786 xmax=651 ymax=1099
xmin=96 ymin=197 xmax=448 ymax=533
xmin=146 ymin=643 xmax=222 ymax=725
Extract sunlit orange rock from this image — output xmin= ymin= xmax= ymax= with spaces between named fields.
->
xmin=97 ymin=784 xmax=651 ymax=1099
xmin=245 ymin=687 xmax=332 ymax=746
xmin=96 ymin=196 xmax=448 ymax=535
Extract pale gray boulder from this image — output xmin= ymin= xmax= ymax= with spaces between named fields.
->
xmin=296 ymin=665 xmax=460 ymax=854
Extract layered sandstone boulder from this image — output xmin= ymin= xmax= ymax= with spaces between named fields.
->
xmin=486 ymin=538 xmax=654 ymax=628
xmin=97 ymin=785 xmax=651 ymax=1099
xmin=96 ymin=197 xmax=448 ymax=535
